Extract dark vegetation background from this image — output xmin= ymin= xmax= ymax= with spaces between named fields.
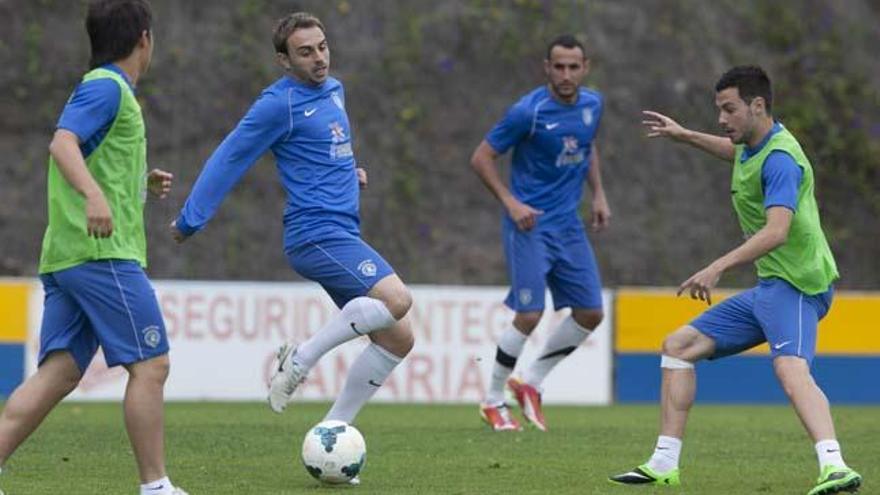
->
xmin=2 ymin=0 xmax=878 ymax=288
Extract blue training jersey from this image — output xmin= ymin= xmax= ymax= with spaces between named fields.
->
xmin=486 ymin=85 xmax=603 ymax=230
xmin=740 ymin=122 xmax=803 ymax=212
xmin=175 ymin=76 xmax=360 ymax=250
xmin=56 ymin=64 xmax=133 ymax=157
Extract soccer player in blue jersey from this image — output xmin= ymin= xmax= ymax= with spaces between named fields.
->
xmin=610 ymin=66 xmax=861 ymax=494
xmin=0 ymin=2 xmax=187 ymax=494
xmin=471 ymin=35 xmax=610 ymax=431
xmin=171 ymin=13 xmax=414 ymax=432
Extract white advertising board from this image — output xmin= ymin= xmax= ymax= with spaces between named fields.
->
xmin=26 ymin=282 xmax=612 ymax=404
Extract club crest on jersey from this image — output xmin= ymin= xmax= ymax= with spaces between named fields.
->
xmin=358 ymin=259 xmax=377 ymax=277
xmin=142 ymin=325 xmax=162 ymax=348
xmin=556 ymin=135 xmax=585 ymax=167
xmin=582 ymin=108 xmax=593 ymax=126
xmin=331 ymin=91 xmax=344 ymax=110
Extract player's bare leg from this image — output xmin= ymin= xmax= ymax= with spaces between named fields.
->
xmin=774 ymin=356 xmax=862 ymax=495
xmin=610 ymin=326 xmax=713 ymax=486
xmin=0 ymin=351 xmax=81 ymax=466
xmin=123 ymin=355 xmax=170 ymax=484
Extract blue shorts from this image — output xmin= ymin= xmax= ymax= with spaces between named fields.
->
xmin=287 ymin=234 xmax=395 ymax=308
xmin=502 ymin=221 xmax=603 ymax=312
xmin=690 ymin=278 xmax=833 ymax=364
xmin=39 ymin=260 xmax=169 ymax=373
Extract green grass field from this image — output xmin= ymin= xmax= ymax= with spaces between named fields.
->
xmin=0 ymin=402 xmax=875 ymax=494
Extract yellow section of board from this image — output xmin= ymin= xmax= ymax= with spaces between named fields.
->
xmin=615 ymin=288 xmax=880 ymax=354
xmin=0 ymin=282 xmax=30 ymax=342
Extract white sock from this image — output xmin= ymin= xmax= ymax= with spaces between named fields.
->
xmin=523 ymin=315 xmax=592 ymax=388
xmin=295 ymin=297 xmax=396 ymax=370
xmin=646 ymin=436 xmax=682 ymax=474
xmin=324 ymin=343 xmax=402 ymax=423
xmin=816 ymin=439 xmax=847 ymax=471
xmin=140 ymin=476 xmax=173 ymax=495
xmin=485 ymin=326 xmax=528 ymax=404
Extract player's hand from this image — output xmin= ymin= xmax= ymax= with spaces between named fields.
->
xmin=170 ymin=220 xmax=189 ymax=244
xmin=642 ymin=110 xmax=688 ymax=141
xmin=677 ymin=264 xmax=723 ymax=305
xmin=506 ymin=199 xmax=544 ymax=231
xmin=147 ymin=169 xmax=173 ymax=199
xmin=86 ymin=191 xmax=113 ymax=238
xmin=356 ymin=167 xmax=367 ymax=189
xmin=591 ymin=194 xmax=611 ymax=232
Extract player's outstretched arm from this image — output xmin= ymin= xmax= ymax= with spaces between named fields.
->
xmin=470 ymin=139 xmax=543 ymax=231
xmin=171 ymin=94 xmax=288 ymax=243
xmin=678 ymin=206 xmax=793 ymax=304
xmin=49 ymin=129 xmax=113 ymax=238
xmin=642 ymin=110 xmax=735 ymax=161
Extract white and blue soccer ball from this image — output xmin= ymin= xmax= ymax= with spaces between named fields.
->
xmin=301 ymin=420 xmax=367 ymax=484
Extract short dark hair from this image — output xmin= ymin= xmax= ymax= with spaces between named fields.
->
xmin=546 ymin=34 xmax=586 ymax=60
xmin=715 ymin=65 xmax=773 ymax=113
xmin=273 ymin=12 xmax=326 ymax=54
xmin=86 ymin=0 xmax=153 ymax=69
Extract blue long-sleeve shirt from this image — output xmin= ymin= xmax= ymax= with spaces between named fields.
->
xmin=176 ymin=76 xmax=361 ymax=250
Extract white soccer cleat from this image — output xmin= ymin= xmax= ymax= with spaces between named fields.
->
xmin=268 ymin=343 xmax=308 ymax=413
xmin=348 ymin=476 xmax=361 ymax=486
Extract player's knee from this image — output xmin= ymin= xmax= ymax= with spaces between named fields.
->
xmin=661 ymin=334 xmax=692 ymax=360
xmin=129 ymin=354 xmax=170 ymax=385
xmin=773 ymin=356 xmax=812 ymax=395
xmin=572 ymin=309 xmax=603 ymax=330
xmin=513 ymin=312 xmax=542 ymax=334
xmin=383 ymin=285 xmax=412 ymax=321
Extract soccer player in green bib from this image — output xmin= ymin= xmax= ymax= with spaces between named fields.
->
xmin=610 ymin=66 xmax=861 ymax=494
xmin=0 ymin=1 xmax=186 ymax=494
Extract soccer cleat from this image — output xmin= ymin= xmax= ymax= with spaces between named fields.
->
xmin=609 ymin=464 xmax=681 ymax=486
xmin=506 ymin=376 xmax=546 ymax=431
xmin=349 ymin=476 xmax=361 ymax=486
xmin=807 ymin=466 xmax=862 ymax=495
xmin=267 ymin=343 xmax=308 ymax=413
xmin=479 ymin=403 xmax=522 ymax=431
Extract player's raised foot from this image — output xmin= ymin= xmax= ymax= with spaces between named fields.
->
xmin=267 ymin=343 xmax=308 ymax=413
xmin=807 ymin=466 xmax=862 ymax=495
xmin=479 ymin=402 xmax=522 ymax=431
xmin=506 ymin=376 xmax=546 ymax=431
xmin=609 ymin=464 xmax=681 ymax=487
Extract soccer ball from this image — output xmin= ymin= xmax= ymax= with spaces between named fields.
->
xmin=301 ymin=420 xmax=367 ymax=484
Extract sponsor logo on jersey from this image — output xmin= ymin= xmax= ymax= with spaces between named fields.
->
xmin=556 ymin=135 xmax=586 ymax=167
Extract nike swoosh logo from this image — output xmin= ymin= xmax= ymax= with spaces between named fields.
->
xmin=545 ymin=123 xmax=560 ymax=130
xmin=656 ymin=447 xmax=669 ymax=450
xmin=773 ymin=340 xmax=792 ymax=350
xmin=304 ymin=108 xmax=317 ymax=117
xmin=368 ymin=380 xmax=382 ymax=387
xmin=826 ymin=449 xmax=840 ymax=453
xmin=350 ymin=322 xmax=363 ymax=336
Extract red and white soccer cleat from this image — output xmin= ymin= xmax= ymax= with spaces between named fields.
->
xmin=479 ymin=403 xmax=522 ymax=431
xmin=507 ymin=376 xmax=547 ymax=431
